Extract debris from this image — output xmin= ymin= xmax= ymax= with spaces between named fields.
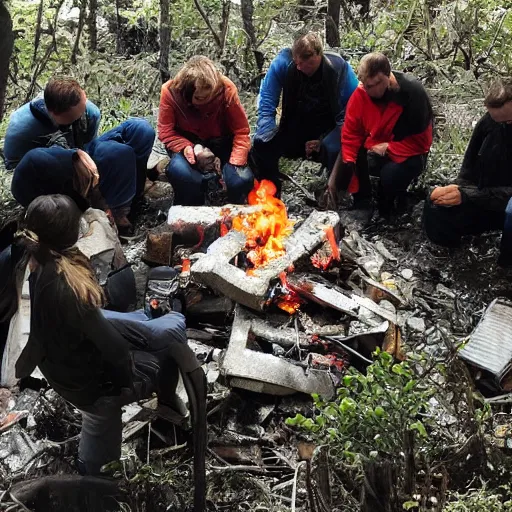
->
xmin=401 ymin=268 xmax=414 ymax=281
xmin=220 ymin=307 xmax=335 ymax=397
xmin=459 ymin=298 xmax=512 ymax=390
xmin=406 ymin=316 xmax=426 ymax=333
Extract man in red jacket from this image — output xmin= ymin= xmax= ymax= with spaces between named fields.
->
xmin=325 ymin=52 xmax=433 ymax=217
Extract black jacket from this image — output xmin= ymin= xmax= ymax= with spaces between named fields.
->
xmin=16 ymin=262 xmax=133 ymax=407
xmin=456 ymin=113 xmax=512 ymax=211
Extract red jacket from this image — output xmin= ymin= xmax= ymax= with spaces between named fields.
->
xmin=342 ymin=76 xmax=432 ymax=191
xmin=158 ymin=77 xmax=250 ymax=166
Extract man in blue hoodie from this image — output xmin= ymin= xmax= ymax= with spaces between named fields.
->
xmin=250 ymin=32 xmax=358 ymax=196
xmin=4 ymin=78 xmax=155 ymax=235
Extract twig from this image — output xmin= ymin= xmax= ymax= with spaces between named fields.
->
xmin=209 ymin=464 xmax=269 ymax=474
xmin=8 ymin=493 xmax=31 ymax=512
xmin=146 ymin=421 xmax=151 ymax=465
xmin=193 ymin=0 xmax=222 ymax=48
xmin=291 ymin=461 xmax=306 ymax=512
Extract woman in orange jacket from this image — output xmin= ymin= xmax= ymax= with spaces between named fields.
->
xmin=158 ymin=56 xmax=254 ymax=205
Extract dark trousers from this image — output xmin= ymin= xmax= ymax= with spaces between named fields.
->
xmin=78 ymin=309 xmax=195 ymax=475
xmin=423 ymin=197 xmax=512 ymax=259
xmin=12 ymin=119 xmax=155 ymax=210
xmin=250 ymin=123 xmax=341 ymax=195
xmin=166 ymin=135 xmax=254 ymax=206
xmin=354 ymin=151 xmax=426 ymax=206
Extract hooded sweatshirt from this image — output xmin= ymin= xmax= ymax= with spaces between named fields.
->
xmin=3 ymin=96 xmax=101 ymax=170
xmin=158 ymin=76 xmax=250 ymax=166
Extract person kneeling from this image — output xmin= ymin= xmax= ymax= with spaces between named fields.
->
xmin=325 ymin=52 xmax=433 ymax=217
xmin=158 ymin=56 xmax=254 ymax=206
xmin=424 ymin=78 xmax=512 ymax=267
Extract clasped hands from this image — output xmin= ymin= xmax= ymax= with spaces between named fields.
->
xmin=430 ymin=184 xmax=462 ymax=206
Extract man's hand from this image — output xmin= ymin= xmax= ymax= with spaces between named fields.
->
xmin=76 ymin=149 xmax=99 ymax=187
xmin=184 ymin=146 xmax=196 ymax=165
xmin=305 ymin=140 xmax=321 ymax=158
xmin=430 ymin=184 xmax=462 ymax=206
xmin=369 ymin=142 xmax=389 ymax=157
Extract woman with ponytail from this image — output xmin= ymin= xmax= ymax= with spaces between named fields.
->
xmin=0 ymin=196 xmax=206 ymax=503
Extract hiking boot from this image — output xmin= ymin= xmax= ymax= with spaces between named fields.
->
xmin=144 ymin=180 xmax=174 ymax=201
xmin=112 ymin=207 xmax=134 ymax=238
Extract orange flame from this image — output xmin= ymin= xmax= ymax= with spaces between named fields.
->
xmin=232 ymin=180 xmax=294 ymax=271
xmin=276 ymin=271 xmax=302 ymax=314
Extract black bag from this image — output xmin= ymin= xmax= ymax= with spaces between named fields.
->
xmin=144 ymin=266 xmax=183 ymax=319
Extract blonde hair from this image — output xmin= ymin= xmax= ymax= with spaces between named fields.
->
xmin=171 ymin=56 xmax=223 ymax=100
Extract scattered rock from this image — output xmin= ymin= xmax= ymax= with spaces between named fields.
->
xmin=406 ymin=316 xmax=426 ymax=333
xmin=401 ymin=268 xmax=414 ymax=280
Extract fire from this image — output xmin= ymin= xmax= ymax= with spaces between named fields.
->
xmin=311 ymin=226 xmax=341 ymax=270
xmin=232 ymin=180 xmax=294 ymax=271
xmin=275 ymin=271 xmax=302 ymax=314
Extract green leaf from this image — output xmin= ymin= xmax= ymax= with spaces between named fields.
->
xmin=339 ymin=397 xmax=357 ymax=414
xmin=374 ymin=406 xmax=385 ymax=418
xmin=285 ymin=413 xmax=306 ymax=427
xmin=403 ymin=380 xmax=416 ymax=392
xmin=402 ymin=501 xmax=419 ymax=510
xmin=409 ymin=421 xmax=427 ymax=437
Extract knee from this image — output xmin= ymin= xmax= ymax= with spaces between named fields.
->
xmin=422 ymin=200 xmax=452 ymax=245
xmin=167 ymin=154 xmax=193 ymax=180
xmin=320 ymin=135 xmax=340 ymax=156
xmin=223 ymin=164 xmax=254 ymax=202
xmin=123 ymin=118 xmax=155 ymax=140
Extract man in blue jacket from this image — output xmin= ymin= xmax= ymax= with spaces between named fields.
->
xmin=250 ymin=32 xmax=358 ymax=196
xmin=3 ymin=78 xmax=155 ymax=235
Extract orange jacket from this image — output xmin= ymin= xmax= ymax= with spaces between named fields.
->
xmin=158 ymin=76 xmax=250 ymax=166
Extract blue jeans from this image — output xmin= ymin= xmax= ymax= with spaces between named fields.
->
xmin=11 ymin=118 xmax=155 ymax=210
xmin=166 ymin=137 xmax=254 ymax=206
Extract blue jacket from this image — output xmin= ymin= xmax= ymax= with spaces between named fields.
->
xmin=255 ymin=48 xmax=358 ymax=142
xmin=3 ymin=97 xmax=101 ymax=170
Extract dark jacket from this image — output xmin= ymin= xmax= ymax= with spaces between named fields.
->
xmin=255 ymin=48 xmax=358 ymax=142
xmin=4 ymin=96 xmax=100 ymax=170
xmin=15 ymin=262 xmax=133 ymax=407
xmin=342 ymin=72 xmax=433 ymax=164
xmin=456 ymin=113 xmax=512 ymax=212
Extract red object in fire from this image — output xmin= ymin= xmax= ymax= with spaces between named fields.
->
xmin=275 ymin=271 xmax=303 ymax=314
xmin=310 ymin=226 xmax=341 ymax=271
xmin=232 ymin=180 xmax=294 ymax=271
xmin=220 ymin=223 xmax=229 ymax=237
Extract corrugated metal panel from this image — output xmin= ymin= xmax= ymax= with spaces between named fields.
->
xmin=459 ymin=299 xmax=512 ymax=381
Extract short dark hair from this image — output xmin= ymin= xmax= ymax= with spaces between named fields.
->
xmin=292 ymin=32 xmax=323 ymax=60
xmin=484 ymin=78 xmax=512 ymax=109
xmin=358 ymin=52 xmax=391 ymax=82
xmin=44 ymin=78 xmax=83 ymax=114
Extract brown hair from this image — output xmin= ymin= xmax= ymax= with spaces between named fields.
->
xmin=292 ymin=32 xmax=323 ymax=60
xmin=44 ymin=78 xmax=84 ymax=115
xmin=171 ymin=56 xmax=223 ymax=103
xmin=484 ymin=78 xmax=512 ymax=109
xmin=357 ymin=52 xmax=392 ymax=82
xmin=17 ymin=195 xmax=104 ymax=309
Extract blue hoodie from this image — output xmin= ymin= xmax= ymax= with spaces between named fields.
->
xmin=3 ymin=97 xmax=101 ymax=170
xmin=255 ymin=48 xmax=359 ymax=142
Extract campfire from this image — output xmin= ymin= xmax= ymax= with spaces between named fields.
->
xmin=144 ymin=180 xmax=403 ymax=396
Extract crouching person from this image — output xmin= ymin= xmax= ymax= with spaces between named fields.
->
xmin=0 ymin=196 xmax=206 ymax=497
xmin=158 ymin=56 xmax=254 ymax=206
xmin=424 ymin=78 xmax=512 ymax=267
xmin=325 ymin=52 xmax=433 ymax=216
xmin=4 ymin=78 xmax=155 ymax=236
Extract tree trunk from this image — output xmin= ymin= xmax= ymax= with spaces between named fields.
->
xmin=240 ymin=0 xmax=264 ymax=72
xmin=0 ymin=0 xmax=13 ymax=123
xmin=159 ymin=0 xmax=170 ymax=83
xmin=326 ymin=0 xmax=341 ymax=47
xmin=88 ymin=0 xmax=98 ymax=51
xmin=71 ymin=0 xmax=87 ymax=65
xmin=298 ymin=0 xmax=315 ymax=21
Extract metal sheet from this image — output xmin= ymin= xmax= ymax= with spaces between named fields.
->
xmin=459 ymin=299 xmax=512 ymax=381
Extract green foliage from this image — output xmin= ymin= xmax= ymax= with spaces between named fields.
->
xmin=443 ymin=486 xmax=512 ymax=511
xmin=286 ymin=350 xmax=437 ymax=464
